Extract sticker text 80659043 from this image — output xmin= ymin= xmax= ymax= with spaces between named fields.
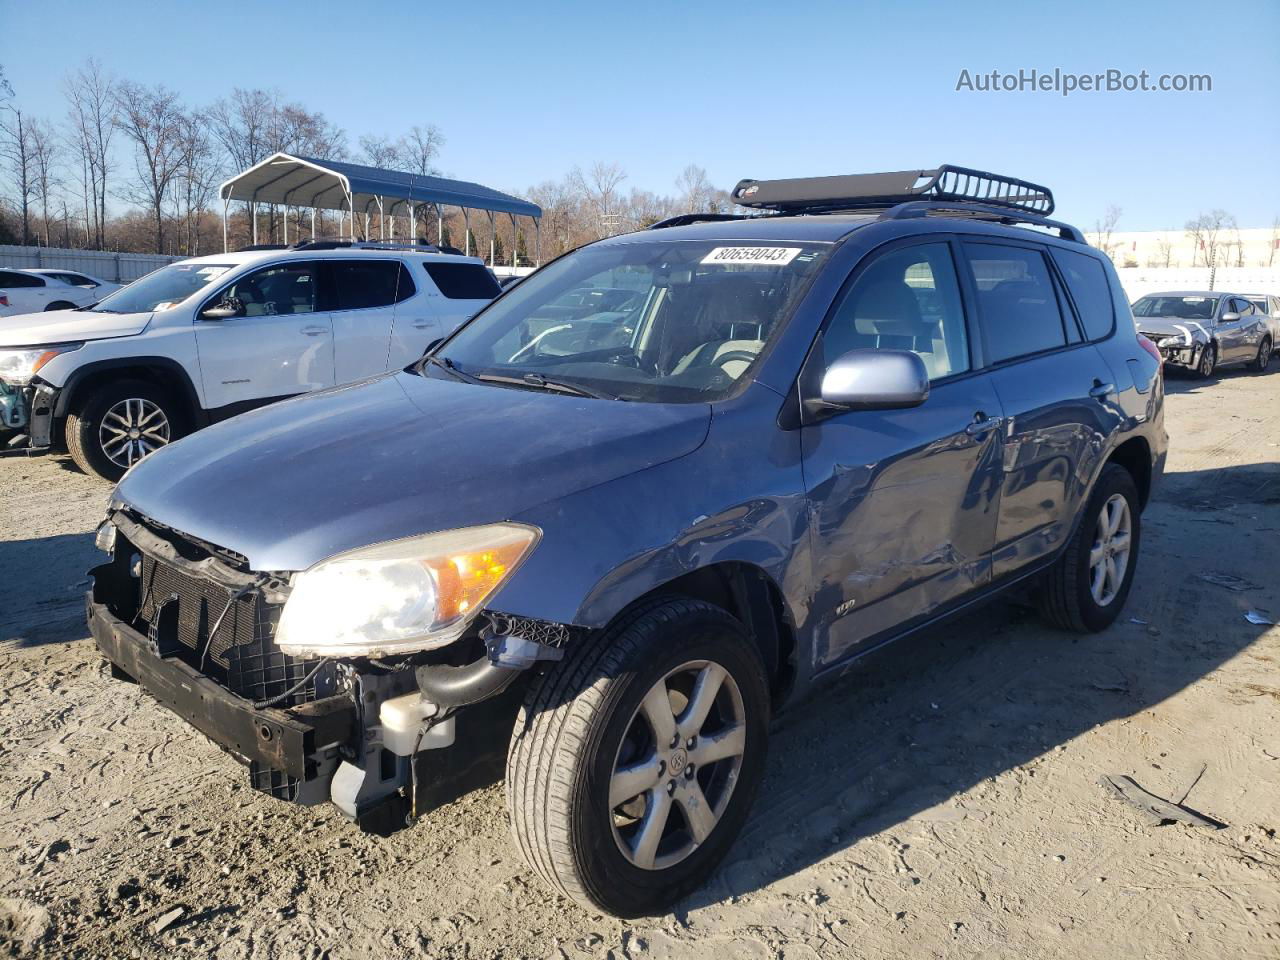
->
xmin=700 ymin=247 xmax=802 ymax=266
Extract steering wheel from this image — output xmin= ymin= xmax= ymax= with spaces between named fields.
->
xmin=604 ymin=350 xmax=658 ymax=375
xmin=713 ymin=350 xmax=759 ymax=374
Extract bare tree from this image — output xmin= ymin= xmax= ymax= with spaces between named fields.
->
xmin=1152 ymin=236 xmax=1174 ymax=268
xmin=1092 ymin=204 xmax=1122 ymax=260
xmin=1269 ymin=216 xmax=1279 ymax=268
xmin=115 ymin=81 xmax=189 ymax=253
xmin=175 ymin=111 xmax=220 ymax=255
xmin=0 ymin=99 xmax=33 ymax=245
xmin=65 ymin=59 xmax=116 ymax=249
xmin=402 ymin=125 xmax=444 ymax=176
xmin=358 ymin=133 xmax=403 ymax=169
xmin=674 ymin=164 xmax=714 ymax=214
xmin=1185 ymin=209 xmax=1236 ymax=269
xmin=570 ymin=161 xmax=627 ymax=238
xmin=27 ymin=117 xmax=61 ymax=246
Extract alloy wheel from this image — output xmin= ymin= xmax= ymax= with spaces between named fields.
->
xmin=99 ymin=397 xmax=171 ymax=468
xmin=609 ymin=660 xmax=746 ymax=870
xmin=1089 ymin=493 xmax=1132 ymax=607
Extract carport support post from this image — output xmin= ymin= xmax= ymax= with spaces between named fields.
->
xmin=436 ymin=204 xmax=443 ymax=246
xmin=251 ymin=203 xmax=258 ymax=245
xmin=310 ymin=208 xmax=316 ymax=240
xmin=509 ymin=213 xmax=520 ymax=268
xmin=463 ymin=208 xmax=471 ymax=256
xmin=535 ymin=219 xmax=541 ymax=267
xmin=488 ymin=211 xmax=496 ymax=266
xmin=221 ymin=197 xmax=229 ymax=253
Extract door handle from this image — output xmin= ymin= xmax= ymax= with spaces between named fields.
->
xmin=964 ymin=413 xmax=1002 ymax=437
xmin=1089 ymin=381 xmax=1116 ymax=400
xmin=412 ymin=320 xmax=434 ymax=329
xmin=300 ymin=325 xmax=327 ymax=336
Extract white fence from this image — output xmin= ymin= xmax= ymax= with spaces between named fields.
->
xmin=0 ymin=245 xmax=182 ymax=283
xmin=1113 ymin=266 xmax=1280 ymax=302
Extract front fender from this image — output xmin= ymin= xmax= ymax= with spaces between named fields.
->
xmin=492 ymin=386 xmax=813 ymax=636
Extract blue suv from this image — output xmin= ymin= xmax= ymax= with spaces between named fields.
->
xmin=88 ymin=166 xmax=1167 ymax=916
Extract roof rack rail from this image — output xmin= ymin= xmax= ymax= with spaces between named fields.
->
xmin=289 ymin=238 xmax=442 ymax=253
xmin=238 ymin=243 xmax=290 ymax=252
xmin=881 ymin=200 xmax=1087 ymax=243
xmin=732 ymin=164 xmax=1055 ymax=216
xmin=648 ymin=213 xmax=758 ymax=230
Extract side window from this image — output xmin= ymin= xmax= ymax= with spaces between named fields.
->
xmin=328 ymin=260 xmax=412 ymax=310
xmin=1226 ymin=297 xmax=1248 ymax=316
xmin=0 ymin=271 xmax=43 ymax=288
xmin=824 ymin=242 xmax=970 ymax=381
xmin=423 ymin=262 xmax=501 ymax=300
xmin=220 ymin=263 xmax=318 ymax=317
xmin=963 ymin=243 xmax=1068 ymax=363
xmin=1049 ymin=248 xmax=1115 ymax=340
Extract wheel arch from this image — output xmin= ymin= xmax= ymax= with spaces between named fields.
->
xmin=54 ymin=357 xmax=204 ymax=427
xmin=608 ymin=562 xmax=798 ymax=705
xmin=1105 ymin=435 xmax=1153 ymax=510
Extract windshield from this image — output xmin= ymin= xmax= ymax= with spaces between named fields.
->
xmin=428 ymin=240 xmax=830 ymax=403
xmin=92 ymin=261 xmax=234 ymax=313
xmin=1132 ymin=295 xmax=1219 ymax=320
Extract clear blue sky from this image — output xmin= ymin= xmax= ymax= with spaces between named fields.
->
xmin=3 ymin=0 xmax=1278 ymax=229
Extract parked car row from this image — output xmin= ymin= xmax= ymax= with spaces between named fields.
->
xmin=0 ymin=241 xmax=500 ymax=478
xmin=0 ymin=267 xmax=122 ymax=316
xmin=76 ymin=165 xmax=1168 ymax=916
xmin=1132 ymin=289 xmax=1275 ymax=377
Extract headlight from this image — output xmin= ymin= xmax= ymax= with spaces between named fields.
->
xmin=0 ymin=343 xmax=83 ymax=385
xmin=275 ymin=523 xmax=540 ymax=657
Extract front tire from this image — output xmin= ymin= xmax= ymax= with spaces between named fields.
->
xmin=1037 ymin=464 xmax=1142 ymax=633
xmin=1248 ymin=336 xmax=1272 ymax=373
xmin=506 ymin=597 xmax=770 ymax=917
xmin=1195 ymin=343 xmax=1217 ymax=378
xmin=66 ymin=379 xmax=184 ymax=481
xmin=45 ymin=301 xmax=76 ymax=311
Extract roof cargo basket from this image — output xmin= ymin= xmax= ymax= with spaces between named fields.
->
xmin=732 ymin=165 xmax=1055 ymax=216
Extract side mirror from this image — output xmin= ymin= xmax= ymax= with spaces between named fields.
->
xmin=423 ymin=337 xmax=443 ymax=354
xmin=818 ymin=348 xmax=930 ymax=412
xmin=1220 ymin=312 xmax=1240 ymax=322
xmin=202 ymin=297 xmax=244 ymax=321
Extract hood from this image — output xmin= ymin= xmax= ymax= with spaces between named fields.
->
xmin=114 ymin=371 xmax=712 ymax=571
xmin=0 ymin=310 xmax=153 ymax=347
xmin=1134 ymin=316 xmax=1212 ymax=342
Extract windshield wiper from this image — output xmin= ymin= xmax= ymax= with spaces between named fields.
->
xmin=420 ymin=353 xmax=481 ymax=384
xmin=477 ymin=372 xmax=623 ymax=401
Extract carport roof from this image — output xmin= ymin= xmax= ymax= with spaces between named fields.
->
xmin=219 ymin=153 xmax=541 ymax=219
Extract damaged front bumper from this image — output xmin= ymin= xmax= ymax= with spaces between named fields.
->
xmin=88 ymin=510 xmax=571 ymax=833
xmin=1140 ymin=331 xmax=1207 ymax=370
xmin=0 ymin=379 xmax=57 ymax=449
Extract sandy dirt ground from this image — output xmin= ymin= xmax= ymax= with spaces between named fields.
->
xmin=1 ymin=368 xmax=1277 ymax=960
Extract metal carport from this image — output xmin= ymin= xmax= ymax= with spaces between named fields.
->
xmin=218 ymin=153 xmax=543 ymax=264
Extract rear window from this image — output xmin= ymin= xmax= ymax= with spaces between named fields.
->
xmin=327 ymin=261 xmax=415 ymax=310
xmin=963 ymin=243 xmax=1068 ymax=363
xmin=0 ymin=271 xmax=42 ymax=288
xmin=423 ymin=262 xmax=501 ymax=300
xmin=1050 ymin=248 xmax=1115 ymax=340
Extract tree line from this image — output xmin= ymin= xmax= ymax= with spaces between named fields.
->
xmin=0 ymin=60 xmax=731 ymax=263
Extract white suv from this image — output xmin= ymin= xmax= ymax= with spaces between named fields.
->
xmin=0 ymin=242 xmax=500 ymax=479
xmin=0 ymin=268 xmax=101 ymax=315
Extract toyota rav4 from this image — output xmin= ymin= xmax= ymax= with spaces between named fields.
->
xmin=88 ymin=166 xmax=1167 ymax=916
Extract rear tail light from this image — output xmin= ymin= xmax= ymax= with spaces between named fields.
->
xmin=1137 ymin=334 xmax=1162 ymax=365
xmin=0 ymin=295 xmax=9 ymax=307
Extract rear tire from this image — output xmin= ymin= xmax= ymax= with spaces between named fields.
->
xmin=1248 ymin=336 xmax=1272 ymax=373
xmin=1037 ymin=464 xmax=1142 ymax=633
xmin=506 ymin=597 xmax=770 ymax=917
xmin=1195 ymin=343 xmax=1216 ymax=378
xmin=66 ymin=379 xmax=184 ymax=481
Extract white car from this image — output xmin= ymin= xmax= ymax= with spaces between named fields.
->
xmin=0 ymin=242 xmax=501 ymax=479
xmin=1245 ymin=293 xmax=1280 ymax=345
xmin=0 ymin=268 xmax=100 ymax=316
xmin=24 ymin=268 xmax=123 ymax=301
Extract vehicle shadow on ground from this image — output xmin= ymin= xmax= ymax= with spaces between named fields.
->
xmin=0 ymin=531 xmax=98 ymax=645
xmin=674 ymin=462 xmax=1277 ymax=911
xmin=1162 ymin=365 xmax=1275 ymax=395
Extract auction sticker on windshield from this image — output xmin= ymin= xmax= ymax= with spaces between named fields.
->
xmin=701 ymin=247 xmax=802 ymax=266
